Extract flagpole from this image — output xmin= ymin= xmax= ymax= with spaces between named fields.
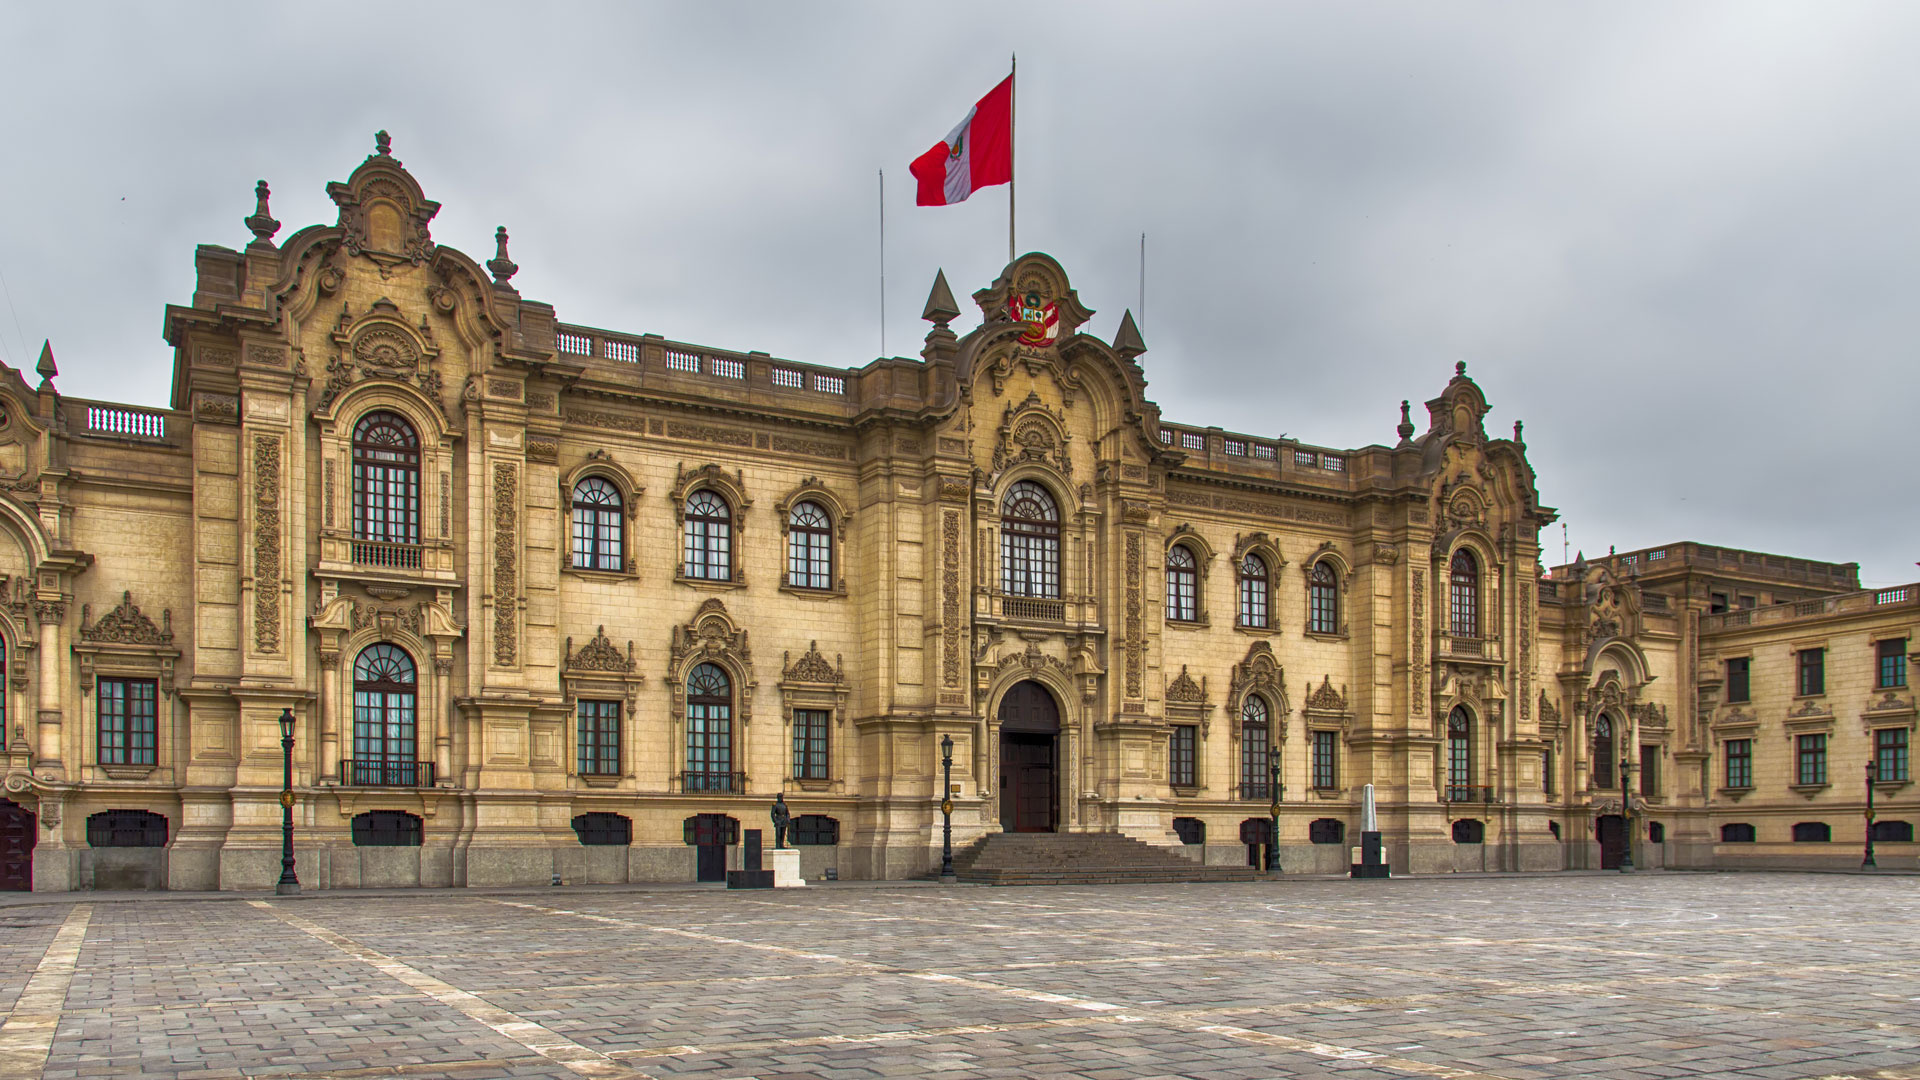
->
xmin=1139 ymin=232 xmax=1147 ymax=331
xmin=1008 ymin=53 xmax=1016 ymax=265
xmin=879 ymin=168 xmax=886 ymax=358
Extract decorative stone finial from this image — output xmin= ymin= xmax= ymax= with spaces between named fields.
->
xmin=1455 ymin=360 xmax=1467 ymax=376
xmin=1395 ymin=400 xmax=1415 ymax=444
xmin=35 ymin=340 xmax=57 ymax=386
xmin=1113 ymin=309 xmax=1147 ymax=361
xmin=375 ymin=130 xmax=392 ymax=157
xmin=921 ymin=268 xmax=960 ymax=326
xmin=487 ymin=226 xmax=518 ymax=283
xmin=244 ymin=180 xmax=280 ymax=243
xmin=1513 ymin=419 xmax=1525 ymax=448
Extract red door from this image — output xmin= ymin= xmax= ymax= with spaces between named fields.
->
xmin=998 ymin=682 xmax=1061 ymax=833
xmin=0 ymin=800 xmax=34 ymax=891
xmin=1596 ymin=815 xmax=1627 ymax=870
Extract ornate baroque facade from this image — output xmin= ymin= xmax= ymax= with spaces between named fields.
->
xmin=0 ymin=138 xmax=1910 ymax=890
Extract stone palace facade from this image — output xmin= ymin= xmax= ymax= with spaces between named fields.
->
xmin=0 ymin=137 xmax=1911 ymax=890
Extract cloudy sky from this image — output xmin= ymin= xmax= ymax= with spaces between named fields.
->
xmin=1 ymin=4 xmax=1914 ymax=585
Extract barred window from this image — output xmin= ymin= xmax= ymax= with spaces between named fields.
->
xmin=1241 ymin=697 xmax=1270 ymax=799
xmin=1796 ymin=733 xmax=1827 ymax=786
xmin=570 ymin=477 xmax=623 ymax=571
xmin=1872 ymin=820 xmax=1914 ymax=842
xmin=98 ymin=678 xmax=158 ymax=766
xmin=577 ymin=699 xmax=621 ymax=777
xmin=1309 ymin=560 xmax=1339 ymax=634
xmin=794 ymin=814 xmax=839 ymax=845
xmin=1000 ymin=481 xmax=1060 ymax=599
xmin=1449 ymin=549 xmax=1479 ymax=638
xmin=683 ymin=490 xmax=733 ymax=581
xmin=787 ymin=501 xmax=834 ymax=590
xmin=571 ymin=812 xmax=632 ymax=846
xmin=1791 ymin=821 xmax=1831 ymax=843
xmin=1173 ymin=817 xmax=1205 ymax=844
xmin=1169 ymin=724 xmax=1197 ymax=787
xmin=351 ymin=810 xmax=422 ymax=847
xmin=1724 ymin=738 xmax=1752 ymax=788
xmin=352 ymin=411 xmax=420 ymax=545
xmin=686 ymin=664 xmax=734 ymax=791
xmin=1721 ymin=822 xmax=1756 ymax=842
xmin=1238 ymin=552 xmax=1269 ymax=628
xmin=1309 ymin=818 xmax=1345 ymax=845
xmin=792 ymin=708 xmax=829 ymax=780
xmin=1452 ymin=819 xmax=1485 ymax=843
xmin=1312 ymin=730 xmax=1337 ymax=789
xmin=1165 ymin=544 xmax=1198 ymax=622
xmin=86 ymin=809 xmax=167 ymax=848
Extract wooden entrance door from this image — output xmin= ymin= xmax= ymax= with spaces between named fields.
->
xmin=998 ymin=682 xmax=1061 ymax=833
xmin=0 ymin=800 xmax=34 ymax=891
xmin=1596 ymin=814 xmax=1627 ymax=870
xmin=685 ymin=814 xmax=736 ymax=883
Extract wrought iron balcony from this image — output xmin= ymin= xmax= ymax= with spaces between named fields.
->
xmin=1239 ymin=780 xmax=1273 ymax=801
xmin=676 ymin=770 xmax=747 ymax=793
xmin=340 ymin=758 xmax=436 ymax=787
xmin=351 ymin=540 xmax=423 ymax=570
xmin=1443 ymin=783 xmax=1496 ymax=804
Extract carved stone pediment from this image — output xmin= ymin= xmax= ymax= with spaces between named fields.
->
xmin=781 ymin=641 xmax=844 ymax=687
xmin=79 ymin=591 xmax=171 ymax=646
xmin=669 ymin=599 xmax=755 ymax=726
xmin=1229 ymin=640 xmax=1288 ymax=716
xmin=778 ymin=641 xmax=850 ymax=733
xmin=318 ymin=298 xmax=447 ymax=419
xmin=1538 ymin=690 xmax=1562 ymax=729
xmin=327 ymin=131 xmax=441 ymax=267
xmin=73 ymin=590 xmax=180 ymax=700
xmin=1304 ymin=675 xmax=1348 ymax=714
xmin=567 ymin=626 xmax=635 ymax=674
xmin=990 ymin=393 xmax=1071 ymax=476
xmin=1166 ymin=665 xmax=1206 ymax=704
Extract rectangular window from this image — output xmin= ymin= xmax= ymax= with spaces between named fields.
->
xmin=1877 ymin=728 xmax=1910 ymax=783
xmin=1639 ymin=744 xmax=1659 ymax=797
xmin=1797 ymin=648 xmax=1825 ymax=696
xmin=1709 ymin=592 xmax=1729 ymax=614
xmin=792 ymin=709 xmax=829 ymax=780
xmin=1725 ymin=658 xmax=1750 ymax=704
xmin=97 ymin=678 xmax=158 ymax=766
xmin=1724 ymin=738 xmax=1752 ymax=788
xmin=576 ymin=700 xmax=621 ymax=776
xmin=1312 ymin=730 xmax=1337 ymax=789
xmin=1241 ymin=725 xmax=1269 ymax=799
xmin=1796 ymin=733 xmax=1827 ymax=786
xmin=1543 ymin=747 xmax=1555 ymax=796
xmin=1739 ymin=595 xmax=1757 ymax=609
xmin=1169 ymin=725 xmax=1196 ymax=787
xmin=1879 ymin=639 xmax=1908 ymax=689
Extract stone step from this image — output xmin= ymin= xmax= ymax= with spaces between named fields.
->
xmin=949 ymin=831 xmax=1257 ymax=885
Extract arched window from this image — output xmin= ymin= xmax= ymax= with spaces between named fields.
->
xmin=351 ymin=644 xmax=420 ymax=786
xmin=570 ymin=477 xmax=623 ymax=571
xmin=685 ymin=663 xmax=734 ymax=791
xmin=1165 ymin=544 xmax=1198 ymax=622
xmin=1308 ymin=560 xmax=1339 ymax=635
xmin=1592 ymin=715 xmax=1616 ymax=790
xmin=1241 ymin=696 xmax=1271 ymax=800
xmin=1001 ymin=481 xmax=1061 ymax=599
xmin=1447 ymin=706 xmax=1472 ymax=799
xmin=787 ymin=500 xmax=833 ymax=590
xmin=352 ymin=411 xmax=421 ymax=546
xmin=682 ymin=490 xmax=733 ymax=581
xmin=1449 ymin=549 xmax=1479 ymax=638
xmin=1238 ymin=553 xmax=1269 ymax=628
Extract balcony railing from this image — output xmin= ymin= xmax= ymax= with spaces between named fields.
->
xmin=352 ymin=540 xmax=423 ymax=570
xmin=1239 ymin=780 xmax=1274 ymax=801
xmin=1443 ymin=783 xmax=1496 ymax=804
xmin=1003 ymin=597 xmax=1065 ymax=623
xmin=340 ymin=759 xmax=436 ymax=788
xmin=676 ymin=770 xmax=747 ymax=793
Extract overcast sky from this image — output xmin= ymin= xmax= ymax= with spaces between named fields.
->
xmin=1 ymin=3 xmax=1914 ymax=585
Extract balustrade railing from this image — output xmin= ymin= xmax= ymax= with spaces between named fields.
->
xmin=351 ymin=540 xmax=423 ymax=570
xmin=1003 ymin=597 xmax=1065 ymax=623
xmin=340 ymin=759 xmax=435 ymax=787
xmin=85 ymin=405 xmax=166 ymax=439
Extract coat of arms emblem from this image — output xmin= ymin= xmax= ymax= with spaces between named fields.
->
xmin=1009 ymin=289 xmax=1059 ymax=347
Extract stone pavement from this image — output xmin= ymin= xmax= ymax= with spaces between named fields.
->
xmin=0 ymin=873 xmax=1916 ymax=1079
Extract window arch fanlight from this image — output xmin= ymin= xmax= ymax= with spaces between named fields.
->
xmin=1238 ymin=551 xmax=1270 ymax=628
xmin=1240 ymin=695 xmax=1271 ymax=800
xmin=1001 ymin=479 xmax=1061 ymax=599
xmin=570 ymin=476 xmax=624 ymax=572
xmin=787 ymin=500 xmax=833 ymax=590
xmin=350 ymin=643 xmax=421 ymax=787
xmin=1446 ymin=706 xmax=1472 ymax=799
xmin=352 ymin=411 xmax=421 ymax=546
xmin=1449 ymin=548 xmax=1480 ymax=638
xmin=1308 ymin=560 xmax=1339 ymax=635
xmin=1166 ymin=544 xmax=1198 ymax=622
xmin=683 ymin=490 xmax=734 ymax=581
xmin=1592 ymin=714 xmax=1616 ymax=790
xmin=685 ymin=662 xmax=735 ymax=791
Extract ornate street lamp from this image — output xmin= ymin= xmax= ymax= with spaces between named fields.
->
xmin=1864 ymin=760 xmax=1879 ymax=870
xmin=277 ymin=708 xmax=300 ymax=895
xmin=1266 ymin=753 xmax=1282 ymax=874
xmin=1618 ymin=753 xmax=1635 ymax=873
xmin=939 ymin=734 xmax=956 ymax=882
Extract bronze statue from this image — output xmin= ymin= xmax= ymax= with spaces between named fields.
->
xmin=770 ymin=792 xmax=792 ymax=849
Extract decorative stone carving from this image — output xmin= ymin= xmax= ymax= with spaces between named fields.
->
xmin=1125 ymin=532 xmax=1143 ymax=697
xmin=1539 ymin=690 xmax=1562 ymax=728
xmin=669 ymin=599 xmax=755 ymax=726
xmin=526 ymin=439 xmax=558 ymax=464
xmin=1166 ymin=665 xmax=1206 ymax=704
xmin=782 ymin=641 xmax=844 ymax=686
xmin=942 ymin=509 xmax=961 ymax=687
xmin=567 ymin=626 xmax=635 ymax=673
xmin=1229 ymin=640 xmax=1289 ymax=722
xmin=350 ymin=601 xmax=422 ymax=637
xmin=492 ymin=461 xmax=518 ymax=666
xmin=317 ymin=299 xmax=447 ymax=418
xmin=991 ymin=393 xmax=1070 ymax=476
xmin=79 ymin=591 xmax=172 ymax=645
xmin=1410 ymin=568 xmax=1425 ymax=715
xmin=193 ymin=393 xmax=239 ymax=425
xmin=1304 ymin=675 xmax=1347 ymax=714
xmin=253 ymin=434 xmax=281 ymax=654
xmin=1373 ymin=543 xmax=1399 ymax=565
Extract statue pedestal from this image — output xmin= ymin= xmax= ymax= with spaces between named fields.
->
xmin=769 ymin=847 xmax=806 ymax=888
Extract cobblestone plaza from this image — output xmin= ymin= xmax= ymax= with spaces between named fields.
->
xmin=0 ymin=874 xmax=1915 ymax=1079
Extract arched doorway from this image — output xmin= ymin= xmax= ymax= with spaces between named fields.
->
xmin=1596 ymin=814 xmax=1627 ymax=869
xmin=999 ymin=681 xmax=1060 ymax=833
xmin=0 ymin=799 xmax=35 ymax=891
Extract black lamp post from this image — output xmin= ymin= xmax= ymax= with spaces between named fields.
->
xmin=1618 ymin=753 xmax=1635 ymax=873
xmin=1266 ymin=753 xmax=1282 ymax=874
xmin=939 ymin=734 xmax=956 ymax=882
xmin=276 ymin=708 xmax=300 ymax=895
xmin=1864 ymin=760 xmax=1879 ymax=870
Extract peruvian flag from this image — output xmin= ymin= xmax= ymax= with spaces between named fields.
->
xmin=910 ymin=75 xmax=1013 ymax=207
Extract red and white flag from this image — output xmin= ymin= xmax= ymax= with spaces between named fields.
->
xmin=910 ymin=75 xmax=1013 ymax=207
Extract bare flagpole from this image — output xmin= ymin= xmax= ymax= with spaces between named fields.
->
xmin=879 ymin=169 xmax=886 ymax=358
xmin=1139 ymin=232 xmax=1147 ymax=331
xmin=1008 ymin=53 xmax=1016 ymax=264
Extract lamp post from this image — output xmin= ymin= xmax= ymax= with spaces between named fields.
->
xmin=1864 ymin=760 xmax=1879 ymax=870
xmin=939 ymin=734 xmax=956 ymax=882
xmin=276 ymin=708 xmax=300 ymax=895
xmin=1618 ymin=753 xmax=1635 ymax=873
xmin=1266 ymin=753 xmax=1282 ymax=874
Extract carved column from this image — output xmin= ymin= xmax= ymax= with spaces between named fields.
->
xmin=317 ymin=650 xmax=340 ymax=781
xmin=33 ymin=599 xmax=64 ymax=774
xmin=432 ymin=655 xmax=453 ymax=782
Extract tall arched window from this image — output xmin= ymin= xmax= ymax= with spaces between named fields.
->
xmin=1593 ymin=715 xmax=1616 ymax=790
xmin=1449 ymin=549 xmax=1480 ymax=638
xmin=1447 ymin=706 xmax=1472 ymax=799
xmin=682 ymin=490 xmax=733 ymax=581
xmin=1238 ymin=552 xmax=1269 ymax=628
xmin=685 ymin=663 xmax=734 ymax=791
xmin=787 ymin=500 xmax=833 ymax=590
xmin=1309 ymin=560 xmax=1339 ymax=635
xmin=352 ymin=411 xmax=420 ymax=546
xmin=1165 ymin=544 xmax=1198 ymax=622
xmin=1241 ymin=696 xmax=1271 ymax=800
xmin=570 ymin=477 xmax=623 ymax=571
xmin=1001 ymin=480 xmax=1060 ymax=599
xmin=351 ymin=644 xmax=419 ymax=786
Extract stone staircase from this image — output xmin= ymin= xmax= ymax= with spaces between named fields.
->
xmin=950 ymin=832 xmax=1265 ymax=886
